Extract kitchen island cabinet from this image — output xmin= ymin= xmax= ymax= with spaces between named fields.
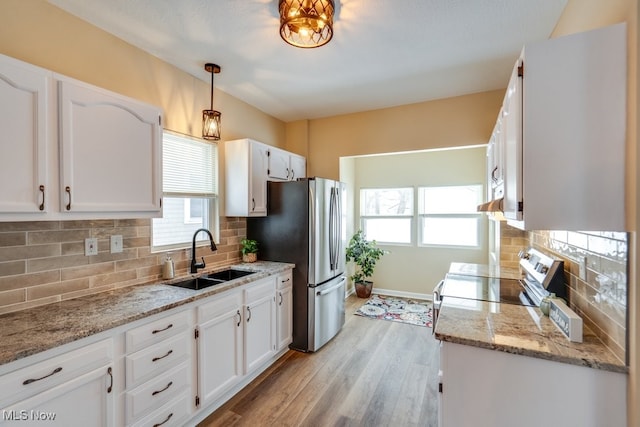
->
xmin=435 ymin=298 xmax=627 ymax=427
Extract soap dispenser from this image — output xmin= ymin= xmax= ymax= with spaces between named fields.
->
xmin=162 ymin=253 xmax=175 ymax=279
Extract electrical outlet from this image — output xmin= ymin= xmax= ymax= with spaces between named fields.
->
xmin=579 ymin=256 xmax=587 ymax=280
xmin=110 ymin=235 xmax=123 ymax=254
xmin=85 ymin=237 xmax=98 ymax=256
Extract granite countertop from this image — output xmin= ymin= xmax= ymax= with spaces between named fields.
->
xmin=0 ymin=261 xmax=294 ymax=366
xmin=435 ymin=296 xmax=627 ymax=374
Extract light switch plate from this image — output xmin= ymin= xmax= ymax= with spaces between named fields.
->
xmin=85 ymin=237 xmax=98 ymax=256
xmin=110 ymin=235 xmax=123 ymax=254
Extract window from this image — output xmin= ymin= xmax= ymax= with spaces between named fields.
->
xmin=418 ymin=185 xmax=483 ymax=247
xmin=360 ymin=188 xmax=413 ymax=244
xmin=152 ymin=131 xmax=218 ymax=251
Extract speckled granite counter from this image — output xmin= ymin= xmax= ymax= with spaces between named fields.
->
xmin=0 ymin=261 xmax=293 ymax=366
xmin=435 ymin=296 xmax=627 ymax=374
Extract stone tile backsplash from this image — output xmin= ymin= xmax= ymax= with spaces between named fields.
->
xmin=500 ymin=223 xmax=627 ymax=363
xmin=0 ymin=217 xmax=246 ymax=314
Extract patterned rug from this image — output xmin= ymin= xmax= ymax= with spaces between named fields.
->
xmin=355 ymin=294 xmax=432 ymax=328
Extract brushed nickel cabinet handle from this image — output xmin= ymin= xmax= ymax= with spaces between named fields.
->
xmin=152 ymin=381 xmax=173 ymax=396
xmin=236 ymin=309 xmax=241 ymax=327
xmin=107 ymin=367 xmax=113 ymax=393
xmin=279 ymin=292 xmax=283 ymax=306
xmin=252 ymin=198 xmax=255 ymax=211
xmin=153 ymin=413 xmax=173 ymax=427
xmin=39 ymin=185 xmax=45 ymax=211
xmin=152 ymin=349 xmax=173 ymax=362
xmin=65 ymin=186 xmax=71 ymax=211
xmin=152 ymin=323 xmax=173 ymax=334
xmin=246 ymin=306 xmax=251 ymax=322
xmin=23 ymin=367 xmax=62 ymax=385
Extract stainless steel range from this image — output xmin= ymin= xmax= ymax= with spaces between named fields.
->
xmin=432 ymin=248 xmax=566 ymax=332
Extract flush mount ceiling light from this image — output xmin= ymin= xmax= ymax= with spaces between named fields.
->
xmin=279 ymin=0 xmax=334 ymax=48
xmin=202 ymin=63 xmax=221 ymax=140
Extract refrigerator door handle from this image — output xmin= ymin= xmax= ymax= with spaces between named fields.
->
xmin=328 ymin=187 xmax=336 ymax=270
xmin=316 ymin=277 xmax=346 ymax=296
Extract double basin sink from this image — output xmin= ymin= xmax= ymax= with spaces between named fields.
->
xmin=170 ymin=268 xmax=256 ymax=291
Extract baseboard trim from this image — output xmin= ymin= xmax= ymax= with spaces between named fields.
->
xmin=371 ymin=287 xmax=432 ymax=301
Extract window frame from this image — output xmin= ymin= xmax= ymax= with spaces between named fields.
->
xmin=417 ymin=184 xmax=484 ymax=249
xmin=151 ymin=131 xmax=219 ymax=253
xmin=358 ymin=187 xmax=414 ymax=245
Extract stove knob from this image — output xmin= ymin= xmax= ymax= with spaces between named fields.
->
xmin=535 ymin=263 xmax=544 ymax=273
xmin=541 ymin=265 xmax=549 ymax=274
xmin=518 ymin=250 xmax=530 ymax=260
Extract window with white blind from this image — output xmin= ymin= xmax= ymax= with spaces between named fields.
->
xmin=418 ymin=185 xmax=483 ymax=247
xmin=151 ymin=131 xmax=219 ymax=251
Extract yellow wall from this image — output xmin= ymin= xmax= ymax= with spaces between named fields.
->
xmin=293 ymin=90 xmax=504 ymax=179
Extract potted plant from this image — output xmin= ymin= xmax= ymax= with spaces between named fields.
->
xmin=241 ymin=238 xmax=259 ymax=263
xmin=345 ymin=230 xmax=387 ymax=298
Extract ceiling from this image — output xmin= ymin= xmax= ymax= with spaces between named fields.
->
xmin=48 ymin=0 xmax=568 ymax=123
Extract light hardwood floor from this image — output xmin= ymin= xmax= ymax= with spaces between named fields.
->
xmin=198 ymin=294 xmax=440 ymax=427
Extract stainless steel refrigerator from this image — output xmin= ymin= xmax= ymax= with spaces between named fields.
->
xmin=247 ymin=177 xmax=346 ymax=352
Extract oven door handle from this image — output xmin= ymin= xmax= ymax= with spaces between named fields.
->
xmin=433 ymin=279 xmax=444 ymax=304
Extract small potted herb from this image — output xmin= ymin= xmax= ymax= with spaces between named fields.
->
xmin=241 ymin=238 xmax=259 ymax=263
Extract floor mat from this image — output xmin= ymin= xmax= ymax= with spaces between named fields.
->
xmin=354 ymin=294 xmax=432 ymax=328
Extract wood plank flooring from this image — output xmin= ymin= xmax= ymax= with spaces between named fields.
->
xmin=198 ymin=294 xmax=440 ymax=427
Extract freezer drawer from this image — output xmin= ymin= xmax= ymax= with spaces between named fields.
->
xmin=308 ymin=275 xmax=346 ymax=352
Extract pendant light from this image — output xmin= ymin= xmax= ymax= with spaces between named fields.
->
xmin=279 ymin=0 xmax=334 ymax=48
xmin=202 ymin=63 xmax=221 ymax=140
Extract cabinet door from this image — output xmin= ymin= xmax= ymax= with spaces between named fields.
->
xmin=2 ymin=365 xmax=113 ymax=427
xmin=267 ymin=148 xmax=290 ymax=181
xmin=276 ymin=284 xmax=293 ymax=351
xmin=501 ymin=60 xmax=523 ymax=221
xmin=197 ymin=304 xmax=243 ymax=407
xmin=244 ymin=293 xmax=276 ymax=373
xmin=249 ymin=142 xmax=268 ymax=215
xmin=58 ymin=78 xmax=162 ymax=215
xmin=0 ymin=55 xmax=50 ymax=214
xmin=289 ymin=154 xmax=306 ymax=181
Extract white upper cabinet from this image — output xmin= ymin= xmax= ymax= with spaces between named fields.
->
xmin=493 ymin=23 xmax=627 ymax=231
xmin=0 ymin=53 xmax=163 ymax=221
xmin=225 ymin=138 xmax=306 ymax=217
xmin=0 ymin=54 xmax=50 ymax=214
xmin=57 ymin=77 xmax=162 ymax=215
xmin=267 ymin=147 xmax=307 ymax=181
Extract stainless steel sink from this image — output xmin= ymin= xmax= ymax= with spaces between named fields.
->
xmin=205 ymin=269 xmax=255 ymax=281
xmin=169 ymin=269 xmax=256 ymax=291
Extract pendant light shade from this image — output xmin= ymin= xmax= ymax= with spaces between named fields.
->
xmin=279 ymin=0 xmax=334 ymax=48
xmin=202 ymin=63 xmax=221 ymax=140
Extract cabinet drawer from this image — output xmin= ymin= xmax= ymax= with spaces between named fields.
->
xmin=126 ymin=310 xmax=190 ymax=354
xmin=129 ymin=389 xmax=192 ymax=427
xmin=125 ymin=332 xmax=191 ymax=388
xmin=197 ymin=288 xmax=243 ymax=323
xmin=0 ymin=338 xmax=113 ymax=407
xmin=277 ymin=270 xmax=292 ymax=289
xmin=244 ymin=277 xmax=276 ymax=304
xmin=125 ymin=361 xmax=191 ymax=424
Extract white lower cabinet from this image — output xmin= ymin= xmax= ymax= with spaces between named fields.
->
xmin=196 ymin=277 xmax=277 ymax=409
xmin=123 ymin=311 xmax=194 ymax=426
xmin=276 ymin=270 xmax=293 ymax=351
xmin=0 ymin=339 xmax=114 ymax=426
xmin=196 ymin=288 xmax=244 ymax=408
xmin=0 ymin=270 xmax=292 ymax=427
xmin=439 ymin=341 xmax=627 ymax=427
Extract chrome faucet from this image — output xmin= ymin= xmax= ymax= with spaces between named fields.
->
xmin=190 ymin=228 xmax=217 ymax=274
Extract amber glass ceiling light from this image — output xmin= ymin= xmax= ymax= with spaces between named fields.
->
xmin=279 ymin=0 xmax=334 ymax=48
xmin=202 ymin=63 xmax=221 ymax=140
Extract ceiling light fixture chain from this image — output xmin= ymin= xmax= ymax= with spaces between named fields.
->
xmin=279 ymin=0 xmax=334 ymax=48
xmin=202 ymin=63 xmax=221 ymax=140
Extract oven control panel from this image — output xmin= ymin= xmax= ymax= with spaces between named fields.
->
xmin=518 ymin=248 xmax=566 ymax=305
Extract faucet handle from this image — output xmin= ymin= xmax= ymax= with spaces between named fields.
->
xmin=199 ymin=257 xmax=206 ymax=269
